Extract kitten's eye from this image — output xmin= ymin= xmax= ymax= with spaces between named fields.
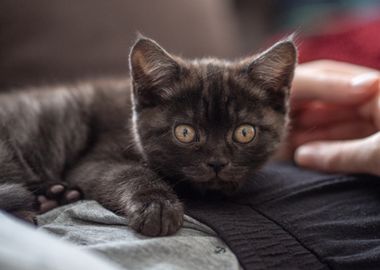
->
xmin=174 ymin=124 xmax=196 ymax=143
xmin=233 ymin=124 xmax=256 ymax=144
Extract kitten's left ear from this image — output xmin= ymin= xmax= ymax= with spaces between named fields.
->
xmin=245 ymin=38 xmax=297 ymax=91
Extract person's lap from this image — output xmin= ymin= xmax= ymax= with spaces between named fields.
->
xmin=2 ymin=163 xmax=380 ymax=270
xmin=188 ymin=163 xmax=380 ymax=270
xmin=37 ymin=201 xmax=240 ymax=270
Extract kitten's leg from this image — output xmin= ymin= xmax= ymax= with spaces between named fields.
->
xmin=0 ymin=138 xmax=38 ymax=222
xmin=0 ymin=86 xmax=95 ymax=213
xmin=67 ymin=160 xmax=184 ymax=236
xmin=0 ymin=183 xmax=37 ymax=223
xmin=0 ymin=136 xmax=82 ymax=213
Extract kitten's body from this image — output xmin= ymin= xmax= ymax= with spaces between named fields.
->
xmin=0 ymin=37 xmax=296 ymax=236
xmin=0 ymin=79 xmax=133 ymax=215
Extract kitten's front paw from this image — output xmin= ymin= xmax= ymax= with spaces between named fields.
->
xmin=125 ymin=192 xmax=184 ymax=237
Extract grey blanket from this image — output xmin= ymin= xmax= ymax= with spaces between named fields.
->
xmin=37 ymin=200 xmax=240 ymax=270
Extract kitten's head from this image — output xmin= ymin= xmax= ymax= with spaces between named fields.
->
xmin=129 ymin=37 xmax=297 ymax=194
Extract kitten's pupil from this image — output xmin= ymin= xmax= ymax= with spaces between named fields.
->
xmin=242 ymin=128 xmax=247 ymax=137
xmin=183 ymin=128 xmax=188 ymax=137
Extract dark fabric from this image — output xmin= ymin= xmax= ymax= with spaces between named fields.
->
xmin=186 ymin=163 xmax=380 ymax=270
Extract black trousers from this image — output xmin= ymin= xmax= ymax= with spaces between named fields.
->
xmin=186 ymin=163 xmax=380 ymax=270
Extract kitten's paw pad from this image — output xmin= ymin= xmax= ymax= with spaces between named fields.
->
xmin=64 ymin=190 xmax=81 ymax=202
xmin=126 ymin=196 xmax=184 ymax=237
xmin=46 ymin=183 xmax=82 ymax=203
xmin=38 ymin=195 xmax=59 ymax=213
xmin=37 ymin=183 xmax=83 ymax=213
xmin=48 ymin=184 xmax=65 ymax=195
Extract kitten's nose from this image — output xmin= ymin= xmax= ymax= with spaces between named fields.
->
xmin=207 ymin=159 xmax=229 ymax=173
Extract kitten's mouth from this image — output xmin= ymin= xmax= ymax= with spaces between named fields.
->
xmin=197 ymin=178 xmax=241 ymax=194
xmin=181 ymin=167 xmax=243 ymax=193
xmin=190 ymin=174 xmax=229 ymax=184
xmin=190 ymin=175 xmax=242 ymax=194
xmin=209 ymin=175 xmax=229 ymax=183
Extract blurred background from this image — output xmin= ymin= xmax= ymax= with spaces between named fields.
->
xmin=1 ymin=0 xmax=380 ymax=90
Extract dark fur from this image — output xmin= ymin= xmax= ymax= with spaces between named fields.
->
xmin=0 ymin=37 xmax=296 ymax=236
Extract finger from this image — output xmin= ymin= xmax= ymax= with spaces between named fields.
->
xmin=291 ymin=69 xmax=379 ymax=104
xmin=291 ymin=121 xmax=376 ymax=147
xmin=294 ymin=104 xmax=361 ymax=128
xmin=359 ymin=91 xmax=380 ymax=129
xmin=301 ymin=60 xmax=379 ymax=75
xmin=295 ymin=132 xmax=380 ymax=175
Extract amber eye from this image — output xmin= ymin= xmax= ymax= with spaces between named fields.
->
xmin=174 ymin=124 xmax=196 ymax=143
xmin=233 ymin=124 xmax=256 ymax=144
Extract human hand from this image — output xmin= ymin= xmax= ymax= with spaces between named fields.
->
xmin=279 ymin=60 xmax=380 ymax=175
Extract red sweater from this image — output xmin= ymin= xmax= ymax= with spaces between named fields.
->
xmin=299 ymin=18 xmax=380 ymax=69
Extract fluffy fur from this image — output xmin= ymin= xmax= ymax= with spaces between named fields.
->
xmin=0 ymin=37 xmax=297 ymax=236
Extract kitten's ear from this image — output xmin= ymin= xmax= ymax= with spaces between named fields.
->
xmin=245 ymin=38 xmax=297 ymax=91
xmin=129 ymin=37 xmax=182 ymax=107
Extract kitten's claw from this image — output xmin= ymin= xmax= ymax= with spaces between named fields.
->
xmin=126 ymin=193 xmax=184 ymax=237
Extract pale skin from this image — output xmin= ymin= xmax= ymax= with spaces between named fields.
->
xmin=280 ymin=60 xmax=380 ymax=176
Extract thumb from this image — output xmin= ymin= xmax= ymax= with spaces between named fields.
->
xmin=295 ymin=132 xmax=380 ymax=176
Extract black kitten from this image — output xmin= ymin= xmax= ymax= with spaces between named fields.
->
xmin=0 ymin=37 xmax=296 ymax=236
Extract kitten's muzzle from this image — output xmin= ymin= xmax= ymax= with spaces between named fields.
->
xmin=206 ymin=159 xmax=229 ymax=174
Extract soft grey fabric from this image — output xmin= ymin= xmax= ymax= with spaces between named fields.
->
xmin=37 ymin=200 xmax=241 ymax=270
xmin=0 ymin=212 xmax=122 ymax=270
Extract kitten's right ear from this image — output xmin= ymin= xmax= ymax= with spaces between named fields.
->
xmin=129 ymin=37 xmax=181 ymax=107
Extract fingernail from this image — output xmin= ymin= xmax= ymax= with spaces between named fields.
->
xmin=351 ymin=73 xmax=379 ymax=91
